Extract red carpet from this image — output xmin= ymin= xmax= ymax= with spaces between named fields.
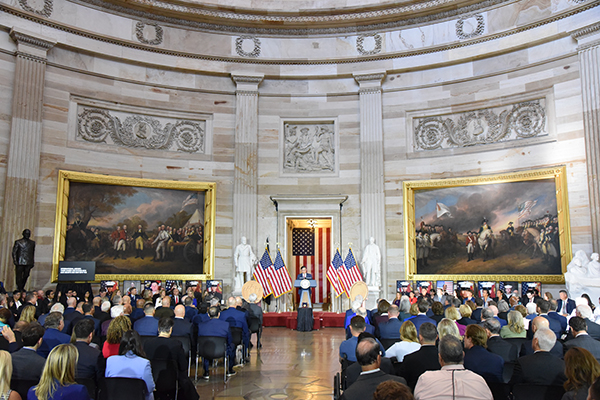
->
xmin=263 ymin=311 xmax=345 ymax=330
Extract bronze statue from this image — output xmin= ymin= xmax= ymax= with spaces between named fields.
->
xmin=12 ymin=229 xmax=35 ymax=291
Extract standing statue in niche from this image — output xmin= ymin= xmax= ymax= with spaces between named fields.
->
xmin=234 ymin=236 xmax=256 ymax=292
xmin=13 ymin=229 xmax=35 ymax=292
xmin=361 ymin=237 xmax=381 ymax=288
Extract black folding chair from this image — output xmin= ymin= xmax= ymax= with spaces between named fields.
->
xmin=76 ymin=377 xmax=98 ymax=399
xmin=171 ymin=335 xmax=192 ymax=376
xmin=151 ymin=358 xmax=179 ymax=400
xmin=512 ymin=384 xmax=566 ymax=400
xmin=379 ymin=338 xmax=400 ymax=350
xmin=248 ymin=316 xmax=262 ymax=348
xmin=504 ymin=337 xmax=528 ymax=356
xmin=486 ymin=381 xmax=510 ymax=400
xmin=10 ymin=379 xmax=38 ymax=400
xmin=196 ymin=336 xmax=228 ymax=383
xmin=102 ymin=377 xmax=147 ymax=400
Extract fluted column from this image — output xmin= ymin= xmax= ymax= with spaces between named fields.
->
xmin=354 ymin=72 xmax=387 ymax=296
xmin=231 ymin=73 xmax=263 ymax=286
xmin=573 ymin=23 xmax=600 ymax=251
xmin=0 ymin=28 xmax=55 ymax=289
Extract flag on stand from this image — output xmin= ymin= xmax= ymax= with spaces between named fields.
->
xmin=269 ymin=249 xmax=293 ymax=298
xmin=326 ymin=249 xmax=345 ymax=297
xmin=338 ymin=248 xmax=363 ymax=293
xmin=292 ymin=226 xmax=331 ymax=303
xmin=254 ymin=248 xmax=273 ymax=296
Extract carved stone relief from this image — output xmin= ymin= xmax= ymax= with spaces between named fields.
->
xmin=18 ymin=0 xmax=53 ymax=17
xmin=78 ymin=107 xmax=205 ymax=153
xmin=356 ymin=34 xmax=382 ymax=55
xmin=282 ymin=122 xmax=336 ymax=173
xmin=413 ymin=99 xmax=547 ymax=151
xmin=235 ymin=36 xmax=261 ymax=57
xmin=135 ymin=22 xmax=164 ymax=45
xmin=456 ymin=14 xmax=485 ymax=39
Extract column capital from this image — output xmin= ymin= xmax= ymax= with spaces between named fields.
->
xmin=231 ymin=73 xmax=264 ymax=94
xmin=571 ymin=22 xmax=600 ymax=50
xmin=10 ymin=27 xmax=56 ymax=60
xmin=353 ymin=71 xmax=386 ymax=94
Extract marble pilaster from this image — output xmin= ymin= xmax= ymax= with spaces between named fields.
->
xmin=354 ymin=72 xmax=386 ymax=297
xmin=573 ymin=23 xmax=600 ymax=252
xmin=0 ymin=28 xmax=55 ymax=289
xmin=231 ymin=73 xmax=263 ymax=288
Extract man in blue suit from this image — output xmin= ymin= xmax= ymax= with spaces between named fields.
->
xmin=38 ymin=312 xmax=71 ymax=358
xmin=548 ymin=299 xmax=568 ymax=332
xmin=183 ymin=296 xmax=198 ymax=322
xmin=198 ymin=306 xmax=235 ymax=379
xmin=378 ymin=305 xmax=402 ymax=339
xmin=408 ymin=300 xmax=437 ymax=334
xmin=219 ymin=297 xmax=250 ymax=349
xmin=557 ymin=290 xmax=576 ymax=315
xmin=133 ymin=303 xmax=158 ymax=336
xmin=296 ymin=266 xmax=313 ymax=307
xmin=537 ymin=299 xmax=563 ymax=338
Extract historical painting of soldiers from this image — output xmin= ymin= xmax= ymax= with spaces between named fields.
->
xmin=404 ymin=167 xmax=572 ymax=283
xmin=52 ymin=171 xmax=217 ymax=281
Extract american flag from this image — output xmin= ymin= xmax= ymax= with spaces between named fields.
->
xmin=518 ymin=200 xmax=537 ymax=221
xmin=270 ymin=249 xmax=293 ymax=298
xmin=327 ymin=249 xmax=345 ymax=297
xmin=254 ymin=248 xmax=273 ymax=296
xmin=498 ymin=281 xmax=505 ymax=294
xmin=338 ymin=248 xmax=363 ymax=294
xmin=293 ymin=227 xmax=331 ymax=303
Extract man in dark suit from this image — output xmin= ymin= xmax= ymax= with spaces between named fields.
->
xmin=340 ymin=336 xmax=407 ymax=400
xmin=173 ymin=304 xmax=195 ymax=360
xmin=130 ymin=299 xmax=146 ymax=322
xmin=557 ymin=290 xmax=576 ymax=315
xmin=72 ymin=319 xmax=105 ymax=382
xmin=197 ymin=306 xmax=236 ymax=378
xmin=155 ymin=296 xmax=175 ymax=319
xmin=399 ymin=322 xmax=440 ymax=390
xmin=537 ymin=299 xmax=562 ymax=338
xmin=63 ymin=296 xmax=76 ymax=316
xmin=377 ymin=305 xmax=402 ymax=340
xmin=144 ymin=317 xmax=199 ymax=400
xmin=38 ymin=312 xmax=71 ymax=357
xmin=521 ymin=316 xmax=564 ymax=357
xmin=296 ymin=266 xmax=313 ymax=307
xmin=565 ymin=316 xmax=600 ymax=362
xmin=82 ymin=303 xmax=101 ymax=337
xmin=64 ymin=301 xmax=85 ymax=335
xmin=409 ymin=300 xmax=437 ymax=334
xmin=219 ymin=296 xmax=250 ymax=350
xmin=133 ymin=303 xmax=159 ymax=336
xmin=576 ymin=305 xmax=600 ymax=340
xmin=11 ymin=322 xmax=45 ymax=381
xmin=548 ymin=299 xmax=568 ymax=333
xmin=483 ymin=318 xmax=518 ymax=362
xmin=183 ymin=296 xmax=198 ymax=322
xmin=471 ymin=298 xmax=484 ymax=322
xmin=509 ymin=328 xmax=567 ymax=387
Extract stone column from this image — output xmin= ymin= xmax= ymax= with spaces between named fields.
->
xmin=573 ymin=23 xmax=600 ymax=251
xmin=354 ymin=72 xmax=387 ymax=300
xmin=0 ymin=28 xmax=55 ymax=289
xmin=231 ymin=73 xmax=263 ymax=291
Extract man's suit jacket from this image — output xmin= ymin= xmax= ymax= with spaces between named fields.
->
xmin=472 ymin=308 xmax=483 ymax=322
xmin=37 ymin=328 xmax=71 ymax=358
xmin=521 ymin=339 xmax=564 ymax=358
xmin=378 ymin=318 xmax=402 ymax=339
xmin=197 ymin=318 xmax=234 ymax=357
xmin=464 ymin=345 xmax=504 ymax=383
xmin=143 ymin=336 xmax=188 ymax=373
xmin=398 ymin=344 xmax=441 ymax=390
xmin=407 ymin=314 xmax=437 ymax=333
xmin=340 ymin=370 xmax=407 ymax=400
xmin=509 ymin=351 xmax=567 ymax=387
xmin=541 ymin=314 xmax=563 ymax=338
xmin=133 ymin=315 xmax=159 ymax=336
xmin=557 ymin=298 xmax=576 ymax=315
xmin=155 ymin=306 xmax=175 ymax=320
xmin=586 ymin=318 xmax=600 ymax=340
xmin=74 ymin=341 xmax=105 ymax=381
xmin=184 ymin=306 xmax=198 ymax=322
xmin=487 ymin=335 xmax=518 ymax=362
xmin=172 ymin=317 xmax=194 ymax=339
xmin=83 ymin=315 xmax=101 ymax=337
xmin=130 ymin=308 xmax=145 ymax=322
xmin=11 ymin=347 xmax=45 ymax=381
xmin=565 ymin=333 xmax=600 ymax=362
xmin=548 ymin=311 xmax=568 ymax=332
xmin=219 ymin=307 xmax=249 ymax=345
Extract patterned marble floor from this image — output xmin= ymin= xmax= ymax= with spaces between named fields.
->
xmin=193 ymin=326 xmax=345 ymax=400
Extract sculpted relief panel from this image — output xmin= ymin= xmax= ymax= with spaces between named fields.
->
xmin=412 ymin=99 xmax=547 ymax=152
xmin=282 ymin=121 xmax=337 ymax=175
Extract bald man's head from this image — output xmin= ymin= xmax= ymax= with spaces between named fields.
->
xmin=228 ymin=297 xmax=236 ymax=308
xmin=174 ymin=304 xmax=185 ymax=317
xmin=161 ymin=297 xmax=171 ymax=307
xmin=532 ymin=316 xmax=549 ymax=332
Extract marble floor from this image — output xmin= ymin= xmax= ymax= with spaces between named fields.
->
xmin=194 ymin=327 xmax=345 ymax=400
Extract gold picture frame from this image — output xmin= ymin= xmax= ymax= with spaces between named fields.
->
xmin=403 ymin=166 xmax=572 ymax=283
xmin=52 ymin=170 xmax=216 ymax=282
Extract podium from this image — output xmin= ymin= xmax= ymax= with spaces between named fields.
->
xmin=294 ymin=278 xmax=316 ymax=332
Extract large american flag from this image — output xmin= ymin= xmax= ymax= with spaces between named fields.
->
xmin=270 ymin=249 xmax=293 ymax=298
xmin=254 ymin=248 xmax=273 ymax=296
xmin=326 ymin=249 xmax=345 ymax=297
xmin=293 ymin=227 xmax=332 ymax=303
xmin=338 ymin=248 xmax=363 ymax=294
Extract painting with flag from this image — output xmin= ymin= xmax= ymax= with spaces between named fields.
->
xmin=269 ymin=249 xmax=293 ymax=298
xmin=254 ymin=247 xmax=273 ymax=296
xmin=326 ymin=249 xmax=345 ymax=297
xmin=337 ymin=248 xmax=363 ymax=294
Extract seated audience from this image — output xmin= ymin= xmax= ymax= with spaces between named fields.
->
xmin=72 ymin=319 xmax=105 ymax=382
xmin=565 ymin=316 xmax=600 ymax=363
xmin=463 ymin=324 xmax=504 ymax=383
xmin=19 ymin=305 xmax=36 ymax=324
xmin=536 ymin=299 xmax=562 ymax=338
xmin=102 ymin=315 xmax=131 ymax=358
xmin=414 ymin=335 xmax=493 ymax=400
xmin=444 ymin=307 xmax=466 ymax=336
xmin=37 ymin=313 xmax=70 ymax=358
xmin=219 ymin=297 xmax=250 ymax=349
xmin=497 ymin=300 xmax=510 ymax=321
xmin=409 ymin=300 xmax=437 ymax=333
xmin=429 ymin=302 xmax=444 ymax=324
xmin=576 ymin=305 xmax=600 ymax=340
xmin=521 ymin=316 xmax=564 ymax=357
xmin=385 ymin=320 xmax=420 ymax=362
xmin=28 ymin=344 xmax=90 ymax=400
xmin=340 ymin=316 xmax=385 ymax=363
xmin=133 ymin=303 xmax=158 ymax=337
xmin=11 ymin=322 xmax=45 ymax=382
xmin=501 ymin=310 xmax=527 ymax=338
xmin=562 ymin=347 xmax=600 ymax=400
xmin=483 ymin=318 xmax=518 ymax=362
xmin=197 ymin=306 xmax=236 ymax=379
xmin=378 ymin=305 xmax=402 ymax=340
xmin=436 ymin=318 xmax=461 ymax=340
xmin=548 ymin=299 xmax=568 ymax=332
xmin=457 ymin=304 xmax=476 ymax=326
xmin=398 ymin=296 xmax=412 ymax=321
xmin=154 ymin=297 xmax=174 ymax=320
xmin=105 ymin=330 xmax=155 ymax=400
xmin=0 ymin=350 xmax=20 ymax=400
xmin=398 ymin=322 xmax=440 ymax=390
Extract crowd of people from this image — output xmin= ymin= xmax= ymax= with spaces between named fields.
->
xmin=338 ymin=287 xmax=600 ymax=400
xmin=0 ymin=285 xmax=263 ymax=400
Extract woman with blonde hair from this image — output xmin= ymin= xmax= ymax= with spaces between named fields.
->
xmin=102 ymin=315 xmax=132 ymax=358
xmin=385 ymin=320 xmax=421 ymax=362
xmin=501 ymin=310 xmax=527 ymax=338
xmin=0 ymin=351 xmax=20 ymax=400
xmin=563 ymin=347 xmax=600 ymax=400
xmin=437 ymin=318 xmax=461 ymax=340
xmin=444 ymin=307 xmax=466 ymax=336
xmin=28 ymin=344 xmax=90 ymax=400
xmin=18 ymin=305 xmax=36 ymax=324
xmin=457 ymin=304 xmax=476 ymax=326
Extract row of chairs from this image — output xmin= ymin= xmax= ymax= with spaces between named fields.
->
xmin=11 ymin=377 xmax=149 ymax=400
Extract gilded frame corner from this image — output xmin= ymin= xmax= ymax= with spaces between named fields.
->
xmin=403 ymin=166 xmax=571 ymax=284
xmin=52 ymin=170 xmax=216 ymax=282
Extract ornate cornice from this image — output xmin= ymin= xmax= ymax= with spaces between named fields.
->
xmin=571 ymin=21 xmax=600 ymax=40
xmin=9 ymin=28 xmax=56 ymax=51
xmin=231 ymin=75 xmax=264 ymax=84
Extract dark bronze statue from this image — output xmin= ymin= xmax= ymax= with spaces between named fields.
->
xmin=12 ymin=229 xmax=35 ymax=291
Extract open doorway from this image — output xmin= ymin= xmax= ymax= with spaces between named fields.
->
xmin=286 ymin=217 xmax=332 ymax=308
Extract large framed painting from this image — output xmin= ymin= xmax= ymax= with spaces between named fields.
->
xmin=52 ymin=170 xmax=216 ymax=282
xmin=403 ymin=166 xmax=572 ymax=283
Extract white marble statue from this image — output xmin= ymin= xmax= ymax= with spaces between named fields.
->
xmin=588 ymin=253 xmax=600 ymax=278
xmin=234 ymin=236 xmax=256 ymax=292
xmin=361 ymin=237 xmax=381 ymax=288
xmin=564 ymin=250 xmax=594 ymax=300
